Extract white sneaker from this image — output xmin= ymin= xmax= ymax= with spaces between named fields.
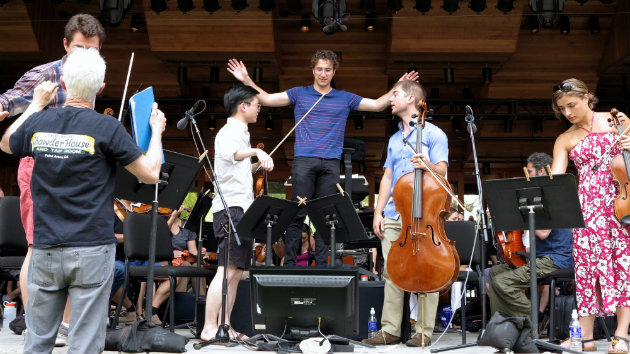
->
xmin=54 ymin=323 xmax=68 ymax=347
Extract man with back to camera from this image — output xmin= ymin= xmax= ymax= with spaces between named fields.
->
xmin=0 ymin=47 xmax=167 ymax=354
xmin=227 ymin=50 xmax=418 ymax=266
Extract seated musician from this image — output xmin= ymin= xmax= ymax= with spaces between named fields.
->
xmin=488 ymin=152 xmax=573 ymax=326
xmin=280 ymin=223 xmax=315 ymax=266
xmin=168 ymin=205 xmax=207 ymax=295
xmin=363 ymin=80 xmax=447 ymax=347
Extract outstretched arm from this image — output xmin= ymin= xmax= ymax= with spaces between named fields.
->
xmin=227 ymin=59 xmax=290 ymax=107
xmin=356 ymin=71 xmax=420 ymax=112
xmin=0 ymin=81 xmax=58 ymax=154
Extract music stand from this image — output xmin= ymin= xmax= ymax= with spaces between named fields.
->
xmin=235 ymin=196 xmax=299 ymax=266
xmin=482 ymin=173 xmax=585 ymax=354
xmin=305 ymin=190 xmax=367 ymax=267
xmin=113 ymin=150 xmax=203 ymax=326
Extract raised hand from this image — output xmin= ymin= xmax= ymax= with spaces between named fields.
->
xmin=32 ymin=81 xmax=58 ymax=110
xmin=398 ymin=70 xmax=420 ymax=83
xmin=227 ymin=59 xmax=250 ymax=83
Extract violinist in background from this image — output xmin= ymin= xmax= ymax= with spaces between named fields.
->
xmin=168 ymin=205 xmax=207 ymax=295
xmin=550 ymin=78 xmax=630 ymax=353
xmin=199 ymin=86 xmax=273 ymax=342
xmin=488 ymin=152 xmax=572 ymax=335
xmin=226 ymin=50 xmax=418 ymax=266
xmin=362 ymin=80 xmax=447 ymax=347
xmin=280 ymin=224 xmax=315 ymax=266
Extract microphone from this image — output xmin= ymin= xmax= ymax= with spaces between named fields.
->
xmin=177 ymin=101 xmax=201 ymax=130
xmin=465 ymin=105 xmax=477 ymax=134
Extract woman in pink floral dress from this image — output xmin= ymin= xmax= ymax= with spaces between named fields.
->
xmin=551 ymin=78 xmax=630 ymax=353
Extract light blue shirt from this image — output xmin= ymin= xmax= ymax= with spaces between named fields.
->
xmin=382 ymin=121 xmax=449 ymax=219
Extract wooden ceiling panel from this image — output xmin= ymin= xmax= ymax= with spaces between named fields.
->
xmin=142 ymin=0 xmax=275 ymax=53
xmin=0 ymin=1 xmax=39 ymax=53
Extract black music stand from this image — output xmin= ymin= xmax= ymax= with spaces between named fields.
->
xmin=305 ymin=190 xmax=367 ymax=267
xmin=482 ymin=173 xmax=585 ymax=354
xmin=113 ymin=150 xmax=203 ymax=326
xmin=235 ymin=196 xmax=299 ymax=266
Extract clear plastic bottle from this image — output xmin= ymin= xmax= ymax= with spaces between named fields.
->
xmin=367 ymin=307 xmax=378 ymax=338
xmin=569 ymin=309 xmax=582 ymax=352
xmin=2 ymin=302 xmax=17 ymax=331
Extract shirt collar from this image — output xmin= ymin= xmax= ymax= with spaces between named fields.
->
xmin=227 ymin=117 xmax=249 ymax=133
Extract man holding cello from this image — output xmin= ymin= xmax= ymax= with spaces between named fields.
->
xmin=363 ymin=80 xmax=448 ymax=347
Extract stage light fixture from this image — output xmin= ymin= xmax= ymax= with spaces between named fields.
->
xmin=177 ymin=66 xmax=187 ymax=84
xmin=300 ymin=14 xmax=311 ymax=32
xmin=359 ymin=0 xmax=375 ymax=13
xmin=559 ymin=15 xmax=569 ymax=34
xmin=208 ymin=115 xmax=217 ymax=131
xmin=210 ymin=66 xmax=220 ymax=82
xmin=231 ymin=0 xmax=248 ymax=12
xmin=482 ymin=162 xmax=491 ymax=175
xmin=150 ymin=0 xmax=167 ymax=13
xmin=528 ymin=15 xmax=540 ymax=33
xmin=100 ymin=0 xmax=132 ymax=26
xmin=259 ymin=0 xmax=275 ymax=12
xmin=589 ymin=16 xmax=600 ymax=34
xmin=504 ymin=117 xmax=513 ymax=133
xmin=265 ymin=115 xmax=274 ymax=131
xmin=444 ymin=67 xmax=454 ymax=84
xmin=129 ymin=13 xmax=143 ymax=32
xmin=529 ymin=0 xmax=565 ymax=28
xmin=355 ymin=115 xmax=364 ymax=130
xmin=204 ymin=0 xmax=220 ymax=13
xmin=253 ymin=66 xmax=263 ymax=83
xmin=178 ymin=0 xmax=194 ymax=12
xmin=482 ymin=67 xmax=492 ymax=84
xmin=365 ymin=14 xmax=375 ymax=31
xmin=287 ymin=0 xmax=301 ymax=15
xmin=497 ymin=0 xmax=514 ymax=13
xmin=442 ymin=0 xmax=458 ymax=13
xmin=415 ymin=0 xmax=431 ymax=13
xmin=387 ymin=0 xmax=403 ymax=13
xmin=470 ymin=0 xmax=486 ymax=13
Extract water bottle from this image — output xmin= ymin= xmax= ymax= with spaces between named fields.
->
xmin=569 ymin=309 xmax=582 ymax=352
xmin=441 ymin=307 xmax=453 ymax=329
xmin=3 ymin=301 xmax=17 ymax=331
xmin=367 ymin=307 xmax=378 ymax=338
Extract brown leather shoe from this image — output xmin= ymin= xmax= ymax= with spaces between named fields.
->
xmin=361 ymin=330 xmax=400 ymax=345
xmin=406 ymin=333 xmax=432 ymax=347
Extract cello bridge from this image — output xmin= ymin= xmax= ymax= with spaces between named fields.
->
xmin=410 ymin=232 xmax=426 ymax=255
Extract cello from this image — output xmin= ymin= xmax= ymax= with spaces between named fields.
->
xmin=387 ymin=99 xmax=460 ymax=294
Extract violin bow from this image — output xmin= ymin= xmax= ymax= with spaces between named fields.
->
xmin=254 ymin=92 xmax=327 ymax=173
xmin=402 ymin=139 xmax=467 ymax=211
xmin=118 ymin=52 xmax=135 ymax=122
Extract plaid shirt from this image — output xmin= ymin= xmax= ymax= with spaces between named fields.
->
xmin=0 ymin=56 xmax=66 ymax=116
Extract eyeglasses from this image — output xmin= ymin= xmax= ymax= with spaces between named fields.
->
xmin=552 ymin=82 xmax=577 ymax=93
xmin=243 ymin=102 xmax=261 ymax=110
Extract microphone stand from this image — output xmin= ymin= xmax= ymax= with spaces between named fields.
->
xmin=432 ymin=106 xmax=490 ymax=353
xmin=182 ymin=109 xmax=242 ymax=348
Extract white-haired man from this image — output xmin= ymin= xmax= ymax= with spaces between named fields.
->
xmin=0 ymin=48 xmax=166 ymax=354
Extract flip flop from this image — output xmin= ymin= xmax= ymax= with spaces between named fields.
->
xmin=609 ymin=336 xmax=629 ymax=354
xmin=229 ymin=329 xmax=249 ymax=341
xmin=560 ymin=338 xmax=597 ymax=352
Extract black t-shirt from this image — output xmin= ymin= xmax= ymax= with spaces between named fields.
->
xmin=10 ymin=106 xmax=144 ymax=248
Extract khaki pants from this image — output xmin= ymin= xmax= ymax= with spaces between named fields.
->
xmin=381 ymin=217 xmax=438 ymax=337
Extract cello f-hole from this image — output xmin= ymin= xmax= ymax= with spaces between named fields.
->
xmin=427 ymin=225 xmax=442 ymax=246
xmin=399 ymin=226 xmax=411 ymax=247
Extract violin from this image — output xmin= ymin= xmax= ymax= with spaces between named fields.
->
xmin=131 ymin=203 xmax=173 ymax=216
xmin=495 ymin=230 xmax=527 ymax=268
xmin=254 ymin=239 xmax=285 ymax=263
xmin=113 ymin=198 xmax=132 ymax=222
xmin=387 ymin=99 xmax=460 ymax=294
xmin=254 ymin=142 xmax=268 ymax=197
xmin=610 ymin=108 xmax=630 ymax=225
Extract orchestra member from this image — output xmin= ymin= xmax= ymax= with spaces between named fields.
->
xmin=488 ymin=153 xmax=573 ymax=330
xmin=199 ymin=85 xmax=273 ymax=342
xmin=551 ymin=78 xmax=630 ymax=353
xmin=362 ymin=80 xmax=447 ymax=347
xmin=226 ymin=50 xmax=418 ymax=266
xmin=0 ymin=48 xmax=166 ymax=354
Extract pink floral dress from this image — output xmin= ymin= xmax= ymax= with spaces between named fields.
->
xmin=570 ymin=131 xmax=630 ymax=317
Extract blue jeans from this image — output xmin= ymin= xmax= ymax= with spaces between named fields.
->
xmin=24 ymin=243 xmax=115 ymax=354
xmin=284 ymin=157 xmax=340 ymax=266
xmin=110 ymin=260 xmax=126 ymax=299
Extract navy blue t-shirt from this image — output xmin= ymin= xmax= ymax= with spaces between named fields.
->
xmin=10 ymin=106 xmax=144 ymax=248
xmin=171 ymin=226 xmax=197 ymax=251
xmin=536 ymin=228 xmax=573 ymax=269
